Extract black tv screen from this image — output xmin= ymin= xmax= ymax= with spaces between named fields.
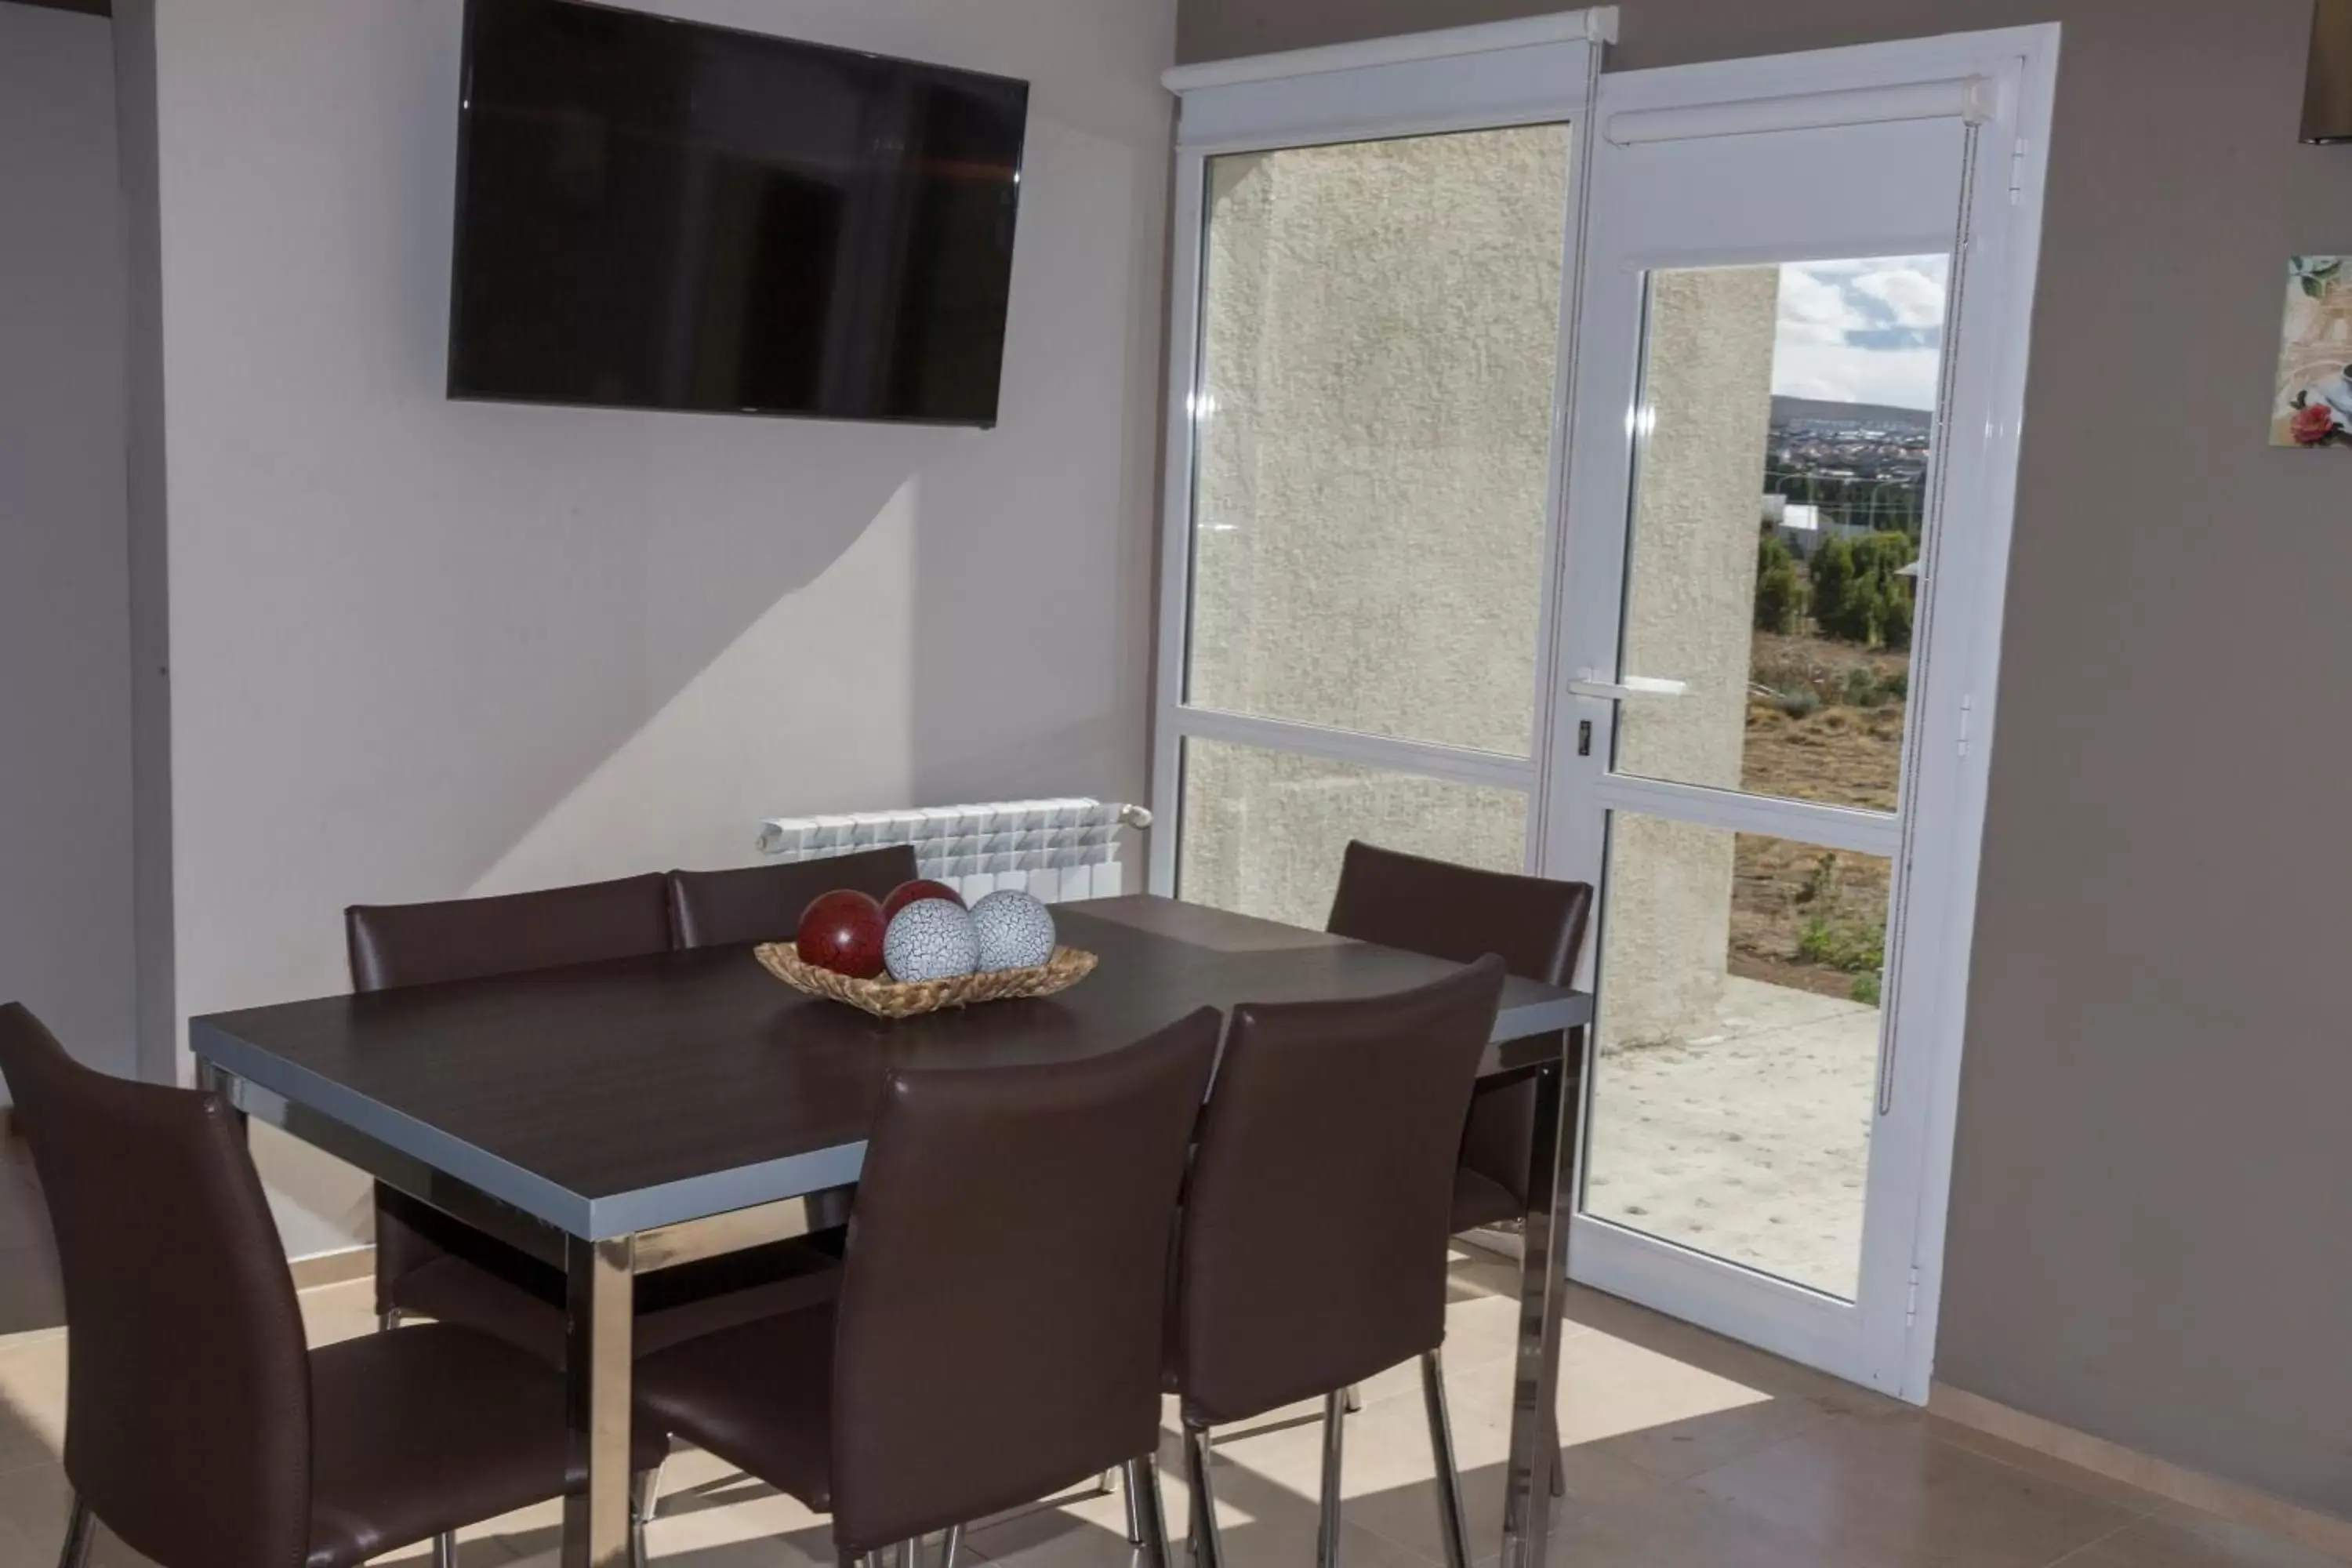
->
xmin=448 ymin=0 xmax=1029 ymax=425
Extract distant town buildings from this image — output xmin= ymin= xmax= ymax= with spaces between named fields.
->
xmin=1762 ymin=394 xmax=1932 ymax=551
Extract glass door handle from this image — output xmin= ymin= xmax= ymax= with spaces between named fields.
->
xmin=1568 ymin=673 xmax=1690 ymax=701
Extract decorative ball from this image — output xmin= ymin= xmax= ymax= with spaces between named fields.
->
xmin=970 ymin=890 xmax=1057 ymax=973
xmin=884 ymin=898 xmax=979 ymax=983
xmin=796 ymin=890 xmax=887 ymax=979
xmin=881 ymin=879 xmax=966 ymax=921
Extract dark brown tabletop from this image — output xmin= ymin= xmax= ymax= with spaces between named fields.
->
xmin=190 ymin=895 xmax=1589 ymax=1240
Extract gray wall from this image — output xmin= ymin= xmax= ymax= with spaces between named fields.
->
xmin=1181 ymin=0 xmax=2352 ymax=1523
xmin=111 ymin=0 xmax=179 ymax=1094
xmin=132 ymin=0 xmax=1178 ymax=1254
xmin=0 ymin=3 xmax=136 ymax=1089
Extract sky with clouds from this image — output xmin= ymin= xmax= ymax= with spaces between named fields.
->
xmin=1772 ymin=256 xmax=1950 ymax=412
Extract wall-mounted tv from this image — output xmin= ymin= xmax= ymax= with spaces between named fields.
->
xmin=448 ymin=0 xmax=1029 ymax=426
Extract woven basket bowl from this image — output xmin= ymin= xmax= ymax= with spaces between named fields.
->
xmin=753 ymin=942 xmax=1098 ymax=1020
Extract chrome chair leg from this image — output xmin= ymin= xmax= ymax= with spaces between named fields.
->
xmin=1183 ymin=1425 xmax=1222 ymax=1568
xmin=1342 ymin=1385 xmax=1362 ymax=1414
xmin=431 ymin=1530 xmax=456 ymax=1568
xmin=1121 ymin=1456 xmax=1145 ymax=1545
xmin=1127 ymin=1454 xmax=1174 ymax=1568
xmin=942 ymin=1524 xmax=965 ymax=1568
xmin=378 ymin=1308 xmax=403 ymax=1332
xmin=56 ymin=1495 xmax=94 ymax=1568
xmin=1419 ymin=1352 xmax=1472 ymax=1568
xmin=1316 ymin=1391 xmax=1345 ymax=1568
xmin=630 ymin=1458 xmax=664 ymax=1566
xmin=902 ymin=1535 xmax=925 ymax=1568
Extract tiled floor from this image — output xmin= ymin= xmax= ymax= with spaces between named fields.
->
xmin=0 ymin=1137 xmax=62 ymax=1338
xmin=0 ymin=1250 xmax=2339 ymax=1568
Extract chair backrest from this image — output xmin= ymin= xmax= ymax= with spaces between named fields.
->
xmin=1327 ymin=840 xmax=1593 ymax=986
xmin=1171 ymin=957 xmax=1506 ymax=1425
xmin=828 ymin=1011 xmax=1221 ymax=1552
xmin=667 ymin=847 xmax=919 ymax=950
xmin=345 ymin=872 xmax=673 ymax=992
xmin=0 ymin=1004 xmax=312 ymax=1568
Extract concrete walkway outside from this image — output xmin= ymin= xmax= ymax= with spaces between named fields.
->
xmin=1584 ymin=977 xmax=1881 ymax=1300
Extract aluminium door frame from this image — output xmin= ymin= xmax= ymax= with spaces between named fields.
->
xmin=1544 ymin=25 xmax=2060 ymax=1399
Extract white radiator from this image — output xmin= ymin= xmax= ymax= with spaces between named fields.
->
xmin=756 ymin=799 xmax=1153 ymax=905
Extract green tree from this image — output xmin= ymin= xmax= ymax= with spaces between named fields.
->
xmin=1853 ymin=531 xmax=1918 ymax=649
xmin=1809 ymin=535 xmax=1863 ymax=641
xmin=1755 ymin=534 xmax=1805 ymax=633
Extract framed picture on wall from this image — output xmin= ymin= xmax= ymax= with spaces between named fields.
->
xmin=2274 ymin=256 xmax=2352 ymax=447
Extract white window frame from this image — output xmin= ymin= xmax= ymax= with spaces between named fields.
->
xmin=1148 ymin=10 xmax=1617 ymax=899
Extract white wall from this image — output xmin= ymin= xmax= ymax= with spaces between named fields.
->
xmin=0 ymin=3 xmax=136 ymax=1092
xmin=139 ymin=0 xmax=1178 ymax=1253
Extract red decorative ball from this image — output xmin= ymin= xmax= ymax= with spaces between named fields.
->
xmin=796 ymin=890 xmax=887 ymax=979
xmin=881 ymin=879 xmax=965 ymax=921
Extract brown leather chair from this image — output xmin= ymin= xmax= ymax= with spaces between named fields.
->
xmin=630 ymin=1011 xmax=1223 ymax=1568
xmin=668 ymin=847 xmax=919 ymax=949
xmin=346 ymin=872 xmax=674 ymax=992
xmin=1170 ymin=958 xmax=1508 ymax=1568
xmin=667 ymin=849 xmax=924 ymax=1240
xmin=0 ymin=1002 xmax=669 ymax=1568
xmin=1326 ymin=841 xmax=1593 ymax=1233
xmin=348 ymin=873 xmax=843 ymax=1552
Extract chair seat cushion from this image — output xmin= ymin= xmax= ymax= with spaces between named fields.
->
xmin=633 ymin=1300 xmax=837 ymax=1513
xmin=306 ymin=1323 xmax=669 ymax=1568
xmin=390 ymin=1235 xmax=845 ymax=1366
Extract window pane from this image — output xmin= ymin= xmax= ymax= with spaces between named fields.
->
xmin=1583 ymin=815 xmax=1890 ymax=1300
xmin=1613 ymin=257 xmax=1946 ymax=813
xmin=1177 ymin=737 xmax=1529 ymax=931
xmin=1185 ymin=125 xmax=1570 ymax=757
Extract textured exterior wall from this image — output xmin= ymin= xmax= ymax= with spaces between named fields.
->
xmin=1178 ymin=126 xmax=1566 ymax=926
xmin=1601 ymin=267 xmax=1780 ymax=1046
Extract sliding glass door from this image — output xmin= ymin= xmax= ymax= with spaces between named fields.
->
xmin=1155 ymin=20 xmax=2054 ymax=1399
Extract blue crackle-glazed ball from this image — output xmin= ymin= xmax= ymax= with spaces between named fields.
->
xmin=883 ymin=898 xmax=978 ymax=983
xmin=970 ymin=890 xmax=1058 ymax=973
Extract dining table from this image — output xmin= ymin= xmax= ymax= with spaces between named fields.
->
xmin=190 ymin=894 xmax=1592 ymax=1568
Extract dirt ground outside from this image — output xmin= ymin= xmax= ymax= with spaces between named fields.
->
xmin=1726 ymin=630 xmax=1909 ymax=1002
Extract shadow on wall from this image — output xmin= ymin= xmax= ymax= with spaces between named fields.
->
xmin=161 ymin=0 xmax=1170 ymax=1256
xmin=308 ymin=0 xmax=1165 ymax=909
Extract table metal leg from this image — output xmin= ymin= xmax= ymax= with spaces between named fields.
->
xmin=1128 ymin=1454 xmax=1173 ymax=1568
xmin=1498 ymin=1029 xmax=1578 ymax=1568
xmin=1315 ymin=1389 xmax=1345 ymax=1568
xmin=1183 ymin=1425 xmax=1222 ymax=1568
xmin=564 ymin=1234 xmax=637 ymax=1568
xmin=194 ymin=1060 xmax=245 ymax=1131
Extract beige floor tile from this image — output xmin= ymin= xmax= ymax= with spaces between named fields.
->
xmin=0 ymin=1385 xmax=61 ymax=1475
xmin=297 ymin=1278 xmax=384 ymax=1348
xmin=1535 ymin=1479 xmax=1884 ymax=1568
xmin=1924 ymin=1413 xmax=2188 ymax=1515
xmin=3 ymin=1257 xmax=2343 ymax=1568
xmin=1537 ymin=1322 xmax=1832 ymax=1483
xmin=1689 ymin=1411 xmax=2142 ymax=1567
xmin=2056 ymin=1512 xmax=2352 ymax=1568
xmin=0 ymin=1461 xmax=71 ymax=1545
xmin=0 ymin=1511 xmax=46 ymax=1568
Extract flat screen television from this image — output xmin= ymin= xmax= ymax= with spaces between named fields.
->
xmin=448 ymin=0 xmax=1029 ymax=426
